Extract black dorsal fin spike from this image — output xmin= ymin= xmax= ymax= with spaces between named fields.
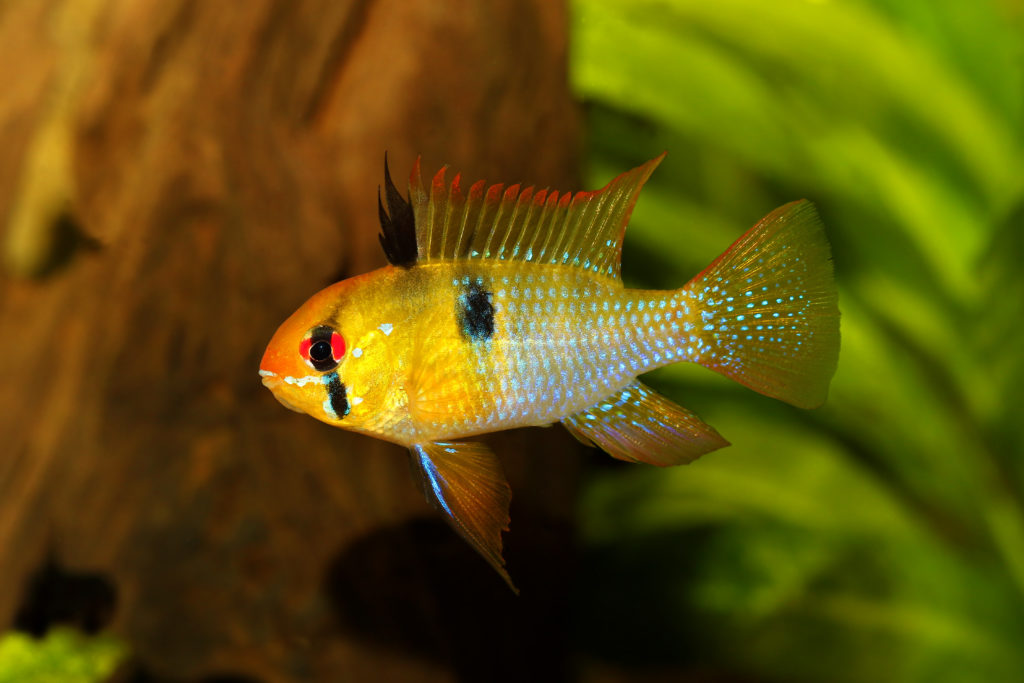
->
xmin=377 ymin=152 xmax=419 ymax=267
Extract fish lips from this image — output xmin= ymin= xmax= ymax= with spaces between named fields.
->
xmin=258 ymin=370 xmax=306 ymax=414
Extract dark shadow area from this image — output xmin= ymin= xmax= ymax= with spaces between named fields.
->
xmin=324 ymin=512 xmax=576 ymax=682
xmin=110 ymin=661 xmax=266 ymax=683
xmin=12 ymin=555 xmax=117 ymax=637
xmin=571 ymin=528 xmax=716 ymax=669
xmin=27 ymin=209 xmax=102 ymax=280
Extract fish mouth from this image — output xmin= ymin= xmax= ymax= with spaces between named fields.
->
xmin=259 ymin=368 xmax=281 ymax=390
xmin=258 ymin=369 xmax=304 ymax=413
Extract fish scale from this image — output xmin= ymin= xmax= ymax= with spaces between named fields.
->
xmin=411 ymin=262 xmax=703 ymax=441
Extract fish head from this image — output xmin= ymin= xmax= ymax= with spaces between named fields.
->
xmin=259 ymin=270 xmax=406 ymax=438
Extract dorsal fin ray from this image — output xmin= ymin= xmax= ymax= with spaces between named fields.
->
xmin=378 ymin=153 xmax=418 ymax=267
xmin=409 ymin=153 xmax=665 ymax=278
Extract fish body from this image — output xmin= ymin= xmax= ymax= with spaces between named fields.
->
xmin=266 ymin=260 xmax=715 ymax=444
xmin=259 ymin=154 xmax=840 ymax=589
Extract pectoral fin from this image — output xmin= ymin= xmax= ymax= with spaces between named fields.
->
xmin=562 ymin=380 xmax=729 ymax=467
xmin=409 ymin=441 xmax=516 ymax=593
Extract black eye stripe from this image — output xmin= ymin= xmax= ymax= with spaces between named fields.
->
xmin=308 ymin=325 xmax=339 ymax=372
xmin=325 ymin=373 xmax=349 ymax=419
xmin=310 ymin=325 xmax=334 ymax=342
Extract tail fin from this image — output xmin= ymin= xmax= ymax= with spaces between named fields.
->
xmin=682 ymin=200 xmax=839 ymax=409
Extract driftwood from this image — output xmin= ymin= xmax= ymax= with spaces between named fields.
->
xmin=0 ymin=1 xmax=583 ymax=679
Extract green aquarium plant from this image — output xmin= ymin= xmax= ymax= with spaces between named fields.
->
xmin=571 ymin=0 xmax=1024 ymax=681
xmin=0 ymin=628 xmax=127 ymax=683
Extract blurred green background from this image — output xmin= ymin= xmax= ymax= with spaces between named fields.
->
xmin=571 ymin=0 xmax=1024 ymax=681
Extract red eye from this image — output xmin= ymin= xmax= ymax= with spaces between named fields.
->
xmin=300 ymin=326 xmax=345 ymax=371
xmin=329 ymin=332 xmax=346 ymax=360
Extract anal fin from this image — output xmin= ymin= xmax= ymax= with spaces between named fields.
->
xmin=410 ymin=441 xmax=517 ymax=593
xmin=562 ymin=381 xmax=729 ymax=467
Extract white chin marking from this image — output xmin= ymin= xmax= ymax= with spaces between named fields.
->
xmin=258 ymin=369 xmax=276 ymax=377
xmin=283 ymin=375 xmax=322 ymax=387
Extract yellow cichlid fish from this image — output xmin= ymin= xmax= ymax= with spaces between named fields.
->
xmin=259 ymin=154 xmax=840 ymax=590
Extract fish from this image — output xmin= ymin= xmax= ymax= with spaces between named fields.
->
xmin=259 ymin=153 xmax=840 ymax=591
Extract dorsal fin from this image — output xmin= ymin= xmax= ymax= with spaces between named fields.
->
xmin=377 ymin=153 xmax=418 ymax=267
xmin=408 ymin=154 xmax=665 ymax=279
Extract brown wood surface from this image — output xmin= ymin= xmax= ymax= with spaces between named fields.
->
xmin=0 ymin=1 xmax=583 ymax=680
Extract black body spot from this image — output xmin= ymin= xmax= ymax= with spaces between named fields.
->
xmin=326 ymin=373 xmax=350 ymax=419
xmin=458 ymin=280 xmax=495 ymax=342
